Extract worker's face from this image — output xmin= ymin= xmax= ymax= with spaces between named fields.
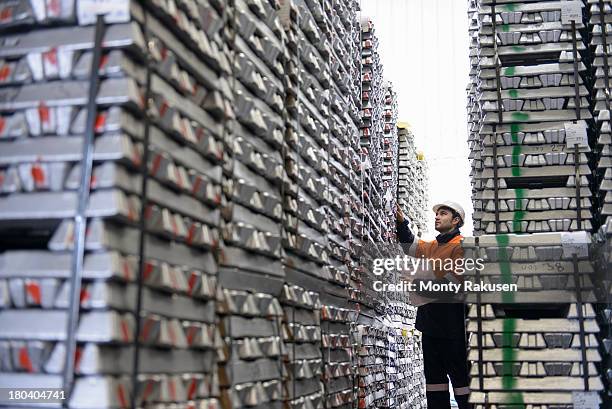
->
xmin=434 ymin=207 xmax=459 ymax=233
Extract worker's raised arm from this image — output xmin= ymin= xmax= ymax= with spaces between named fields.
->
xmin=396 ymin=204 xmax=417 ymax=256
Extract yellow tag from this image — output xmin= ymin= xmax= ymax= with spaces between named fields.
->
xmin=401 ymin=329 xmax=408 ymax=337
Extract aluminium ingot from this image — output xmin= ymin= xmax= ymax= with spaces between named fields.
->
xmin=182 ymin=322 xmax=214 ymax=349
xmin=158 ymin=374 xmax=187 ymax=403
xmin=8 ymin=278 xmax=59 ymax=309
xmin=9 ymin=340 xmax=53 ymax=373
xmin=224 ymin=290 xmax=256 ymax=317
xmin=262 ymin=379 xmax=282 ymax=401
xmin=0 ymin=280 xmax=9 ymax=309
xmin=254 ymin=293 xmax=282 ymax=317
xmin=75 ymin=310 xmax=135 ymax=343
xmin=258 ymin=337 xmax=282 ymax=357
xmin=0 ymin=112 xmax=28 ymax=139
xmin=234 ymin=338 xmax=264 ymax=360
xmin=137 ymin=375 xmax=162 ymax=404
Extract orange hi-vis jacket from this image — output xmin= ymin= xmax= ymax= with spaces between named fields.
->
xmin=410 ymin=234 xmax=465 ymax=281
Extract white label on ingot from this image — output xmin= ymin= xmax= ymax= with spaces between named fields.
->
xmin=560 ymin=231 xmax=589 ymax=258
xmin=561 ymin=1 xmax=582 ymax=24
xmin=77 ymin=0 xmax=130 ymax=25
xmin=572 ymin=392 xmax=600 ymax=409
xmin=564 ymin=121 xmax=588 ymax=148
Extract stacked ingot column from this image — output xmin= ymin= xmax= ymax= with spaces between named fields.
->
xmin=467 ymin=0 xmax=482 ymax=235
xmin=471 ymin=0 xmax=593 ymax=235
xmin=414 ymin=153 xmax=430 ymax=236
xmin=386 ymin=302 xmax=426 ymax=409
xmin=279 ymin=1 xmax=332 ymax=408
xmin=360 ymin=19 xmax=385 ymax=245
xmin=0 ymin=1 xmax=225 ymax=406
xmin=466 ymin=1 xmax=607 ymax=407
xmin=397 ymin=124 xmax=429 ymax=237
xmin=323 ymin=1 xmax=363 ymax=408
xmin=382 ymin=83 xmax=399 ymax=242
xmin=464 ymin=234 xmax=604 ymax=408
xmin=594 ymin=219 xmax=612 ymax=406
xmin=217 ymin=0 xmax=289 ymax=407
xmin=591 ymin=0 xmax=612 ymax=228
xmin=589 ymin=1 xmax=612 ymax=404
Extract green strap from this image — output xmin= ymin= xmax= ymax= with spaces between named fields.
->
xmin=510 ymin=124 xmax=525 ymax=233
xmin=496 ymin=234 xmax=524 ymax=405
xmin=510 ymin=123 xmax=523 ymax=178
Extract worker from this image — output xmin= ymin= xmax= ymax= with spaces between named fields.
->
xmin=396 ymin=201 xmax=471 ymax=409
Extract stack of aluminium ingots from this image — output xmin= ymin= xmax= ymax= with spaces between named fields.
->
xmin=278 ymin=0 xmax=330 ymax=408
xmin=397 ymin=124 xmax=429 ymax=237
xmin=0 ymin=1 xmax=434 ymax=408
xmin=360 ymin=19 xmax=385 ymax=245
xmin=316 ymin=1 xmax=363 ymax=409
xmin=381 ymin=83 xmax=399 ymax=242
xmin=590 ymin=0 xmax=612 ymax=230
xmin=463 ymin=232 xmax=605 ymax=408
xmin=589 ymin=1 xmax=612 ymax=404
xmin=0 ymin=0 xmax=227 ymax=407
xmin=217 ymin=0 xmax=289 ymax=408
xmin=467 ymin=0 xmax=481 ymax=235
xmin=386 ymin=302 xmax=426 ymax=409
xmin=593 ymin=218 xmax=612 ymax=406
xmin=470 ymin=0 xmax=594 ymax=235
xmin=414 ymin=153 xmax=430 ymax=236
xmin=465 ymin=0 xmax=612 ymax=407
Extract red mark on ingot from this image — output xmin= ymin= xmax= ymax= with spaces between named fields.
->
xmin=143 ymin=262 xmax=154 ymax=280
xmin=19 ymin=347 xmax=34 ymax=372
xmin=187 ymin=272 xmax=198 ymax=294
xmin=99 ymin=54 xmax=109 ymax=70
xmin=47 ymin=0 xmax=61 ymax=16
xmin=122 ymin=260 xmax=132 ymax=281
xmin=120 ymin=320 xmax=130 ymax=343
xmin=168 ymin=378 xmax=177 ymax=400
xmin=117 ymin=384 xmax=128 ymax=408
xmin=94 ymin=112 xmax=107 ymax=133
xmin=0 ymin=64 xmax=11 ymax=82
xmin=38 ymin=103 xmax=50 ymax=124
xmin=141 ymin=380 xmax=155 ymax=402
xmin=0 ymin=7 xmax=12 ymax=23
xmin=31 ymin=164 xmax=46 ymax=186
xmin=25 ymin=281 xmax=42 ymax=305
xmin=43 ymin=48 xmax=58 ymax=67
xmin=79 ymin=289 xmax=90 ymax=304
xmin=187 ymin=378 xmax=197 ymax=400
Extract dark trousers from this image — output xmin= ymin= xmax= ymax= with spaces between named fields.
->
xmin=422 ymin=334 xmax=471 ymax=409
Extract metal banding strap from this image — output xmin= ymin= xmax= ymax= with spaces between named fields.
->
xmin=63 ymin=15 xmax=106 ymax=402
xmin=130 ymin=12 xmax=156 ymax=408
xmin=426 ymin=383 xmax=450 ymax=392
xmin=454 ymin=386 xmax=470 ymax=396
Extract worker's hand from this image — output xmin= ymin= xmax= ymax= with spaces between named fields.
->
xmin=396 ymin=203 xmax=405 ymax=223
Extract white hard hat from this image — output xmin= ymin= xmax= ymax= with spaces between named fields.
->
xmin=432 ymin=201 xmax=465 ymax=223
